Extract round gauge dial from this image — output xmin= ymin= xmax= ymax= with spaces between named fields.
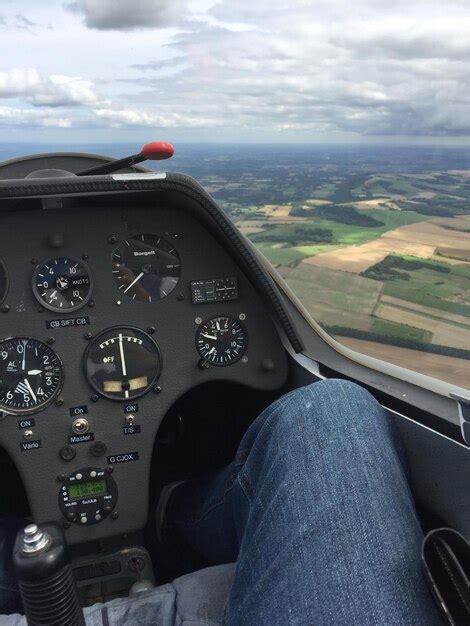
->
xmin=33 ymin=257 xmax=92 ymax=312
xmin=84 ymin=327 xmax=162 ymax=401
xmin=0 ymin=259 xmax=8 ymax=305
xmin=0 ymin=338 xmax=64 ymax=414
xmin=112 ymin=234 xmax=181 ymax=302
xmin=196 ymin=316 xmax=247 ymax=366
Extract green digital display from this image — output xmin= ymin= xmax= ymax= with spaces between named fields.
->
xmin=68 ymin=479 xmax=107 ymax=500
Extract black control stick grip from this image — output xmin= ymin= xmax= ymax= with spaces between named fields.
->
xmin=13 ymin=523 xmax=85 ymax=626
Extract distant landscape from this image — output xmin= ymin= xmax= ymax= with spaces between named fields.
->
xmin=1 ymin=143 xmax=469 ymax=387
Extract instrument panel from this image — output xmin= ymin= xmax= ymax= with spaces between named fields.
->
xmin=0 ymin=201 xmax=288 ymax=543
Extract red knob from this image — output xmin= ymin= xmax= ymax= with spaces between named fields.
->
xmin=140 ymin=141 xmax=175 ymax=161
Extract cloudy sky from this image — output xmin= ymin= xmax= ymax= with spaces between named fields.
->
xmin=0 ymin=0 xmax=469 ymax=143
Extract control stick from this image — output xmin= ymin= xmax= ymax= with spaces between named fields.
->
xmin=76 ymin=141 xmax=175 ymax=176
xmin=13 ymin=523 xmax=85 ymax=626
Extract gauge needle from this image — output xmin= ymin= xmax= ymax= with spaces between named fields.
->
xmin=118 ymin=334 xmax=127 ymax=377
xmin=22 ymin=340 xmax=27 ymax=371
xmin=28 ymin=369 xmax=42 ymax=375
xmin=123 ymin=272 xmax=144 ymax=294
xmin=118 ymin=334 xmax=129 ymax=399
xmin=201 ymin=333 xmax=218 ymax=340
xmin=23 ymin=379 xmax=37 ymax=404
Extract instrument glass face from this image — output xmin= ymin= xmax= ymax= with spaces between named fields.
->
xmin=196 ymin=316 xmax=247 ymax=366
xmin=0 ymin=260 xmax=7 ymax=305
xmin=84 ymin=326 xmax=162 ymax=401
xmin=0 ymin=338 xmax=64 ymax=414
xmin=33 ymin=257 xmax=92 ymax=311
xmin=112 ymin=234 xmax=181 ymax=302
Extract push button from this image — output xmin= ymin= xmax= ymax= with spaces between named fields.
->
xmin=59 ymin=446 xmax=76 ymax=462
xmin=90 ymin=441 xmax=107 ymax=457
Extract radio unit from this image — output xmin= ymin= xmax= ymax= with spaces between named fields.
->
xmin=58 ymin=467 xmax=118 ymax=526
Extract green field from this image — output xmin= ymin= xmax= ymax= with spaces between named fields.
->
xmin=371 ymin=319 xmax=432 ymax=344
xmin=254 ymin=243 xmax=312 ymax=266
xmin=247 ymin=208 xmax=429 ymax=266
xmin=283 ymin=264 xmax=382 ymax=316
xmin=376 ymin=257 xmax=470 ymax=317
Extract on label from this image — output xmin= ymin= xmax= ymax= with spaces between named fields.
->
xmin=19 ymin=419 xmax=35 ymax=430
xmin=69 ymin=405 xmax=88 ymax=417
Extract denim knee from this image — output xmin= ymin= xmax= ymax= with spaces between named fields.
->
xmin=238 ymin=378 xmax=405 ymax=509
xmin=263 ymin=379 xmax=396 ymax=455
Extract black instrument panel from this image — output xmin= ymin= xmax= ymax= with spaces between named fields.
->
xmin=0 ymin=201 xmax=288 ymax=544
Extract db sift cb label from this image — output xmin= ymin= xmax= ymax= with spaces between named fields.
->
xmin=46 ymin=316 xmax=90 ymax=330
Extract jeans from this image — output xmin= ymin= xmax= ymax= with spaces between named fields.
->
xmin=0 ymin=380 xmax=442 ymax=625
xmin=167 ymin=379 xmax=441 ymax=625
xmin=0 ymin=520 xmax=23 ymax=616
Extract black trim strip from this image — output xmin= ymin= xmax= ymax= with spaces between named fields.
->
xmin=319 ymin=363 xmax=464 ymax=444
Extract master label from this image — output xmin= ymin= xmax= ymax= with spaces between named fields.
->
xmin=69 ymin=433 xmax=94 ymax=445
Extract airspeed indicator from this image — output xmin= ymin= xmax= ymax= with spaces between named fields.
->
xmin=33 ymin=257 xmax=92 ymax=312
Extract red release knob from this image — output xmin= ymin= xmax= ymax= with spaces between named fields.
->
xmin=140 ymin=141 xmax=175 ymax=161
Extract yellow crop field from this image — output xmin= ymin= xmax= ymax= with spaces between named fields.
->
xmin=380 ymin=295 xmax=470 ymax=326
xmin=304 ymin=235 xmax=434 ymax=273
xmin=386 ymin=220 xmax=470 ymax=249
xmin=336 ymin=337 xmax=470 ymax=388
xmin=375 ymin=304 xmax=470 ymax=350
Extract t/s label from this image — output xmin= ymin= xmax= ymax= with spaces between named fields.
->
xmin=123 ymin=425 xmax=141 ymax=435
xmin=107 ymin=451 xmax=139 ymax=464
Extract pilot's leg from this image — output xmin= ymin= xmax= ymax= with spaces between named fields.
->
xmin=163 ymin=379 xmax=442 ymax=625
xmin=0 ymin=519 xmax=23 ymax=615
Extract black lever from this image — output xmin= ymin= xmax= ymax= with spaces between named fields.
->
xmin=13 ymin=523 xmax=85 ymax=626
xmin=77 ymin=141 xmax=174 ymax=176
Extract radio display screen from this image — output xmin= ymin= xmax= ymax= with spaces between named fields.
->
xmin=68 ymin=480 xmax=107 ymax=500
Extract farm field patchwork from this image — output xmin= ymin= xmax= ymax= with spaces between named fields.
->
xmin=230 ymin=166 xmax=470 ymax=386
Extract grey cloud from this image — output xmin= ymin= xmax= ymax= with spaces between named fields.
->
xmin=141 ymin=2 xmax=470 ymax=137
xmin=15 ymin=14 xmax=39 ymax=30
xmin=4 ymin=0 xmax=470 ymax=138
xmin=66 ymin=0 xmax=188 ymax=31
xmin=130 ymin=57 xmax=188 ymax=71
